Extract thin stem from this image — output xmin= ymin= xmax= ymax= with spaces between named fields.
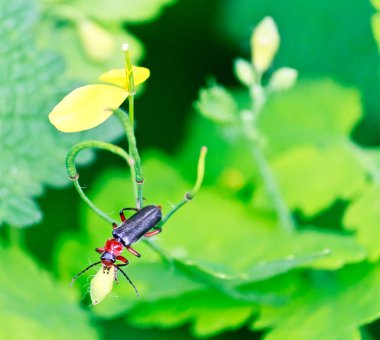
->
xmin=122 ymin=46 xmax=140 ymax=207
xmin=72 ymin=179 xmax=114 ymax=224
xmin=66 ymin=140 xmax=133 ymax=224
xmin=246 ymin=84 xmax=295 ymax=232
xmin=122 ymin=45 xmax=136 ymax=127
xmin=250 ymin=143 xmax=295 ymax=231
xmin=114 ymin=109 xmax=144 ymax=209
xmin=66 ymin=140 xmax=134 ymax=179
xmin=159 ymin=146 xmax=207 ymax=227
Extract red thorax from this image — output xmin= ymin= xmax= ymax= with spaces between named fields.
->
xmin=104 ymin=238 xmax=124 ymax=256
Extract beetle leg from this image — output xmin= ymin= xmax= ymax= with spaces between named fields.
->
xmin=119 ymin=207 xmax=139 ymax=222
xmin=113 ymin=265 xmax=120 ymax=284
xmin=116 ymin=255 xmax=129 ymax=264
xmin=95 ymin=247 xmax=104 ymax=254
xmin=126 ymin=246 xmax=141 ymax=257
xmin=145 ymin=228 xmax=162 ymax=237
xmin=112 ymin=222 xmax=118 ymax=229
xmin=114 ymin=260 xmax=129 ymax=284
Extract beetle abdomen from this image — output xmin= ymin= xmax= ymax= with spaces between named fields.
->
xmin=112 ymin=205 xmax=162 ymax=246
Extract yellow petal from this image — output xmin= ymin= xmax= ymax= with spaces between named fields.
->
xmin=99 ymin=66 xmax=150 ymax=89
xmin=90 ymin=266 xmax=115 ymax=306
xmin=49 ymin=84 xmax=128 ymax=132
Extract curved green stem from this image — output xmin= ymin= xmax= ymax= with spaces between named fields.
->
xmin=114 ymin=109 xmax=144 ymax=208
xmin=72 ymin=179 xmax=115 ymax=224
xmin=159 ymin=146 xmax=207 ymax=227
xmin=66 ymin=140 xmax=133 ymax=224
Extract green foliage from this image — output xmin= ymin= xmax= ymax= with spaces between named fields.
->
xmin=0 ymin=245 xmax=97 ymax=339
xmin=55 ymin=154 xmax=370 ymax=337
xmin=0 ymin=0 xmax=122 ymax=227
xmin=344 ymin=185 xmax=380 ymax=261
xmin=73 ymin=0 xmax=175 ymax=22
xmin=37 ymin=0 xmax=176 ymax=81
xmin=258 ymin=80 xmax=362 ymax=157
xmin=187 ymin=59 xmax=380 ymax=337
xmin=3 ymin=0 xmax=380 ymax=338
xmin=219 ymin=0 xmax=380 ymax=143
xmin=253 ymin=263 xmax=380 ymax=340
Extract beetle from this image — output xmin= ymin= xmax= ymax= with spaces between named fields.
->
xmin=70 ymin=205 xmax=162 ymax=296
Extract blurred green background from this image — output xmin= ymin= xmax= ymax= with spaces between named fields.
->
xmin=2 ymin=0 xmax=380 ymax=339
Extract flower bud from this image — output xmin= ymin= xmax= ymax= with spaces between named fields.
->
xmin=251 ymin=17 xmax=280 ymax=74
xmin=269 ymin=67 xmax=298 ymax=91
xmin=234 ymin=58 xmax=256 ymax=86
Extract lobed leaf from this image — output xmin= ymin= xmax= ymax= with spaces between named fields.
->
xmin=253 ymin=263 xmax=380 ymax=340
xmin=0 ymin=0 xmax=124 ymax=227
xmin=253 ymin=144 xmax=366 ymax=216
xmin=55 ymin=153 xmax=366 ymax=329
xmin=0 ymin=245 xmax=97 ymax=339
xmin=344 ymin=184 xmax=380 ymax=261
xmin=73 ymin=0 xmax=176 ymax=23
xmin=258 ymin=79 xmax=362 ymax=157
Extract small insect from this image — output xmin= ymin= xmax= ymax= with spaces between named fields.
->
xmin=70 ymin=205 xmax=162 ymax=296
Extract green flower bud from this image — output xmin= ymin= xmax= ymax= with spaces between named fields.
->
xmin=251 ymin=17 xmax=280 ymax=74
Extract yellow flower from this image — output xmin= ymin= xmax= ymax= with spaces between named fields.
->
xmin=49 ymin=65 xmax=150 ymax=132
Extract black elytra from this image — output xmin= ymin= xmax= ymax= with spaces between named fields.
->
xmin=112 ymin=205 xmax=162 ymax=247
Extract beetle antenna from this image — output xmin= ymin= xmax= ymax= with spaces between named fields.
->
xmin=116 ymin=266 xmax=139 ymax=297
xmin=69 ymin=261 xmax=102 ymax=288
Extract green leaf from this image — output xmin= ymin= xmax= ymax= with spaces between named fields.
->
xmin=253 ymin=144 xmax=366 ymax=216
xmin=258 ymin=80 xmax=362 ymax=158
xmin=195 ymin=84 xmax=239 ymax=124
xmin=56 ymin=153 xmax=365 ymax=324
xmin=37 ymin=0 xmax=175 ymax=82
xmin=73 ymin=0 xmax=176 ymax=22
xmin=253 ymin=263 xmax=380 ymax=340
xmin=344 ymin=184 xmax=380 ymax=261
xmin=0 ymin=0 xmax=123 ymax=227
xmin=0 ymin=245 xmax=97 ymax=339
xmin=127 ymin=290 xmax=257 ymax=337
xmin=219 ymin=0 xmax=379 ymax=140
xmin=36 ymin=20 xmax=144 ymax=82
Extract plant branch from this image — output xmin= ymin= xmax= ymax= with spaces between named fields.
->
xmin=66 ymin=140 xmax=133 ymax=224
xmin=245 ymin=84 xmax=295 ymax=232
xmin=114 ymin=109 xmax=144 ymax=208
xmin=249 ymin=142 xmax=295 ymax=232
xmin=159 ymin=146 xmax=207 ymax=227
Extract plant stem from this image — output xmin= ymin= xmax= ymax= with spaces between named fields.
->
xmin=122 ymin=46 xmax=140 ymax=208
xmin=246 ymin=85 xmax=295 ymax=232
xmin=123 ymin=46 xmax=136 ymax=127
xmin=250 ymin=142 xmax=295 ymax=232
xmin=72 ymin=179 xmax=114 ymax=224
xmin=66 ymin=140 xmax=133 ymax=224
xmin=159 ymin=146 xmax=207 ymax=227
xmin=114 ymin=109 xmax=144 ymax=208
